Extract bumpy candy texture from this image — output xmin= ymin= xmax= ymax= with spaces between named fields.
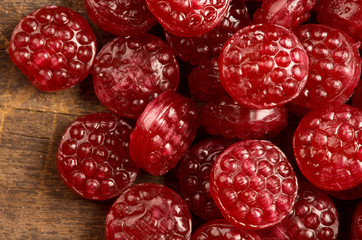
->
xmin=200 ymin=96 xmax=288 ymax=140
xmin=164 ymin=0 xmax=250 ymax=65
xmin=258 ymin=183 xmax=339 ymax=240
xmin=292 ymin=24 xmax=361 ymax=110
xmin=8 ymin=6 xmax=96 ymax=91
xmin=178 ymin=138 xmax=231 ymax=221
xmin=57 ymin=112 xmax=138 ymax=200
xmin=129 ymin=90 xmax=198 ymax=176
xmin=210 ymin=140 xmax=298 ymax=230
xmin=316 ymin=0 xmax=362 ymax=45
xmin=188 ymin=58 xmax=227 ymax=102
xmin=146 ymin=0 xmax=231 ymax=37
xmin=253 ymin=0 xmax=316 ymax=29
xmin=219 ymin=23 xmax=309 ymax=108
xmin=190 ymin=219 xmax=262 ymax=240
xmin=105 ymin=183 xmax=192 ymax=240
xmin=92 ymin=34 xmax=179 ymax=119
xmin=352 ymin=201 xmax=362 ymax=240
xmin=84 ymin=0 xmax=157 ymax=36
xmin=293 ymin=104 xmax=362 ymax=191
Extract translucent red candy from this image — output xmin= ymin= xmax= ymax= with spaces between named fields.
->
xmin=219 ymin=23 xmax=309 ymax=108
xmin=253 ymin=0 xmax=316 ymax=29
xmin=316 ymin=0 xmax=362 ymax=45
xmin=8 ymin=5 xmax=96 ymax=91
xmin=164 ymin=0 xmax=250 ymax=65
xmin=57 ymin=112 xmax=138 ymax=200
xmin=210 ymin=140 xmax=298 ymax=230
xmin=92 ymin=33 xmax=179 ymax=119
xmin=352 ymin=201 xmax=362 ymax=240
xmin=178 ymin=138 xmax=232 ymax=221
xmin=200 ymin=96 xmax=288 ymax=140
xmin=191 ymin=219 xmax=262 ymax=240
xmin=105 ymin=183 xmax=192 ymax=240
xmin=188 ymin=58 xmax=228 ymax=102
xmin=293 ymin=104 xmax=362 ymax=191
xmin=84 ymin=0 xmax=157 ymax=36
xmin=258 ymin=183 xmax=339 ymax=240
xmin=146 ymin=0 xmax=231 ymax=37
xmin=291 ymin=24 xmax=361 ymax=110
xmin=129 ymin=90 xmax=198 ymax=176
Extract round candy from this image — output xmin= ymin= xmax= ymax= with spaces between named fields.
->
xmin=57 ymin=112 xmax=138 ymax=200
xmin=352 ymin=201 xmax=362 ymax=240
xmin=210 ymin=140 xmax=298 ymax=230
xmin=9 ymin=5 xmax=96 ymax=91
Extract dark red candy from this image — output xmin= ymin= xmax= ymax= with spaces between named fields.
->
xmin=326 ymin=183 xmax=362 ymax=200
xmin=210 ymin=140 xmax=298 ymax=230
xmin=129 ymin=90 xmax=198 ymax=176
xmin=258 ymin=183 xmax=339 ymax=240
xmin=316 ymin=0 xmax=362 ymax=46
xmin=352 ymin=201 xmax=362 ymax=240
xmin=146 ymin=0 xmax=230 ymax=37
xmin=291 ymin=24 xmax=361 ymax=110
xmin=293 ymin=104 xmax=362 ymax=191
xmin=164 ymin=0 xmax=250 ymax=65
xmin=92 ymin=34 xmax=179 ymax=119
xmin=253 ymin=0 xmax=316 ymax=29
xmin=353 ymin=81 xmax=362 ymax=110
xmin=105 ymin=183 xmax=192 ymax=240
xmin=219 ymin=23 xmax=309 ymax=108
xmin=84 ymin=0 xmax=157 ymax=36
xmin=188 ymin=58 xmax=228 ymax=102
xmin=179 ymin=138 xmax=232 ymax=221
xmin=191 ymin=219 xmax=262 ymax=240
xmin=57 ymin=112 xmax=138 ymax=200
xmin=200 ymin=96 xmax=288 ymax=140
xmin=8 ymin=5 xmax=96 ymax=91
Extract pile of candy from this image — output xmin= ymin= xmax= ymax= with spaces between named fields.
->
xmin=8 ymin=0 xmax=362 ymax=239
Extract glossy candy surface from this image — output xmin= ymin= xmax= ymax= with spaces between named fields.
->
xmin=253 ymin=0 xmax=316 ymax=29
xmin=352 ymin=201 xmax=362 ymax=240
xmin=210 ymin=140 xmax=298 ymax=230
xmin=293 ymin=104 xmax=362 ymax=191
xmin=8 ymin=5 xmax=96 ymax=91
xmin=200 ymin=96 xmax=288 ymax=140
xmin=191 ymin=219 xmax=262 ymax=240
xmin=57 ymin=112 xmax=138 ymax=200
xmin=219 ymin=23 xmax=309 ymax=108
xmin=92 ymin=34 xmax=179 ymax=119
xmin=129 ymin=90 xmax=198 ymax=176
xmin=164 ymin=0 xmax=250 ymax=65
xmin=105 ymin=183 xmax=192 ymax=240
xmin=292 ymin=24 xmax=361 ymax=110
xmin=146 ymin=0 xmax=230 ymax=37
xmin=84 ymin=0 xmax=157 ymax=36
xmin=179 ymin=138 xmax=231 ymax=221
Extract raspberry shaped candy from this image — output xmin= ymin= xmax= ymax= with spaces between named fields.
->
xmin=210 ymin=140 xmax=298 ymax=230
xmin=105 ymin=183 xmax=192 ymax=240
xmin=164 ymin=0 xmax=250 ymax=65
xmin=188 ymin=58 xmax=228 ymax=102
xmin=92 ymin=34 xmax=179 ymax=119
xmin=326 ymin=183 xmax=362 ymax=200
xmin=57 ymin=112 xmax=138 ymax=200
xmin=253 ymin=0 xmax=316 ymax=29
xmin=293 ymin=104 xmax=362 ymax=191
xmin=129 ymin=90 xmax=198 ymax=176
xmin=84 ymin=0 xmax=157 ymax=36
xmin=219 ymin=23 xmax=309 ymax=108
xmin=352 ymin=201 xmax=362 ymax=240
xmin=200 ymin=96 xmax=288 ymax=140
xmin=258 ymin=183 xmax=339 ymax=240
xmin=292 ymin=24 xmax=361 ymax=110
xmin=179 ymin=138 xmax=232 ymax=221
xmin=8 ymin=6 xmax=96 ymax=91
xmin=191 ymin=219 xmax=262 ymax=240
xmin=146 ymin=0 xmax=231 ymax=37
xmin=316 ymin=0 xmax=362 ymax=46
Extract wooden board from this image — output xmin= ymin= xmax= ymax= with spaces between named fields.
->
xmin=0 ymin=1 xmax=359 ymax=239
